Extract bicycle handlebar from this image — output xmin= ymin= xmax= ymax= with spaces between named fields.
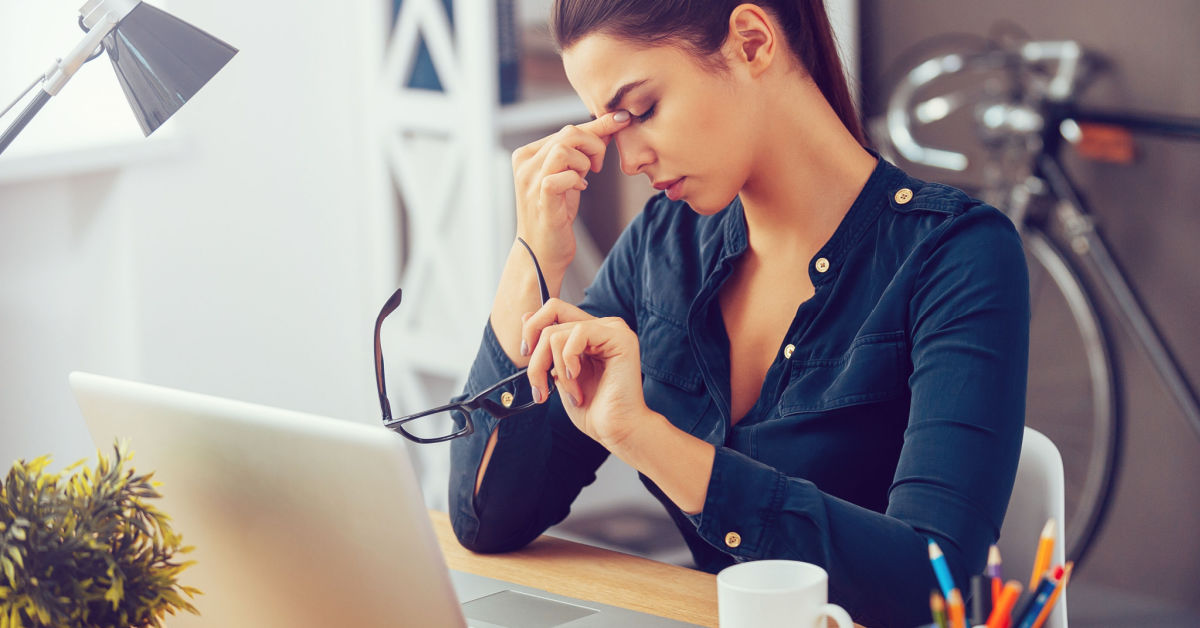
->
xmin=882 ymin=39 xmax=1086 ymax=171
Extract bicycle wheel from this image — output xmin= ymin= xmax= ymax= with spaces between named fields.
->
xmin=1021 ymin=227 xmax=1122 ymax=569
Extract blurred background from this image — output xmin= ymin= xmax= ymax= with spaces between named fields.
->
xmin=1 ymin=1 xmax=1196 ymax=626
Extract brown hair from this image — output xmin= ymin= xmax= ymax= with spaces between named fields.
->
xmin=550 ymin=0 xmax=864 ymax=145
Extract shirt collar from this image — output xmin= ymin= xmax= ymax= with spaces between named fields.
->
xmin=717 ymin=151 xmax=905 ymax=285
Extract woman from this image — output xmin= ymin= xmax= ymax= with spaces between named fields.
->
xmin=448 ymin=2 xmax=1029 ymax=625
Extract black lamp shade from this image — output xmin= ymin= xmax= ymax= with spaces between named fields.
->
xmin=102 ymin=2 xmax=237 ymax=135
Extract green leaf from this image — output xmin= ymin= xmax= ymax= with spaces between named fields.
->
xmin=5 ymin=547 xmax=21 ymax=569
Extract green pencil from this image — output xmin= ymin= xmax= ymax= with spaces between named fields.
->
xmin=931 ymin=590 xmax=949 ymax=628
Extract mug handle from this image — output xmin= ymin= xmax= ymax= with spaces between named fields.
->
xmin=818 ymin=603 xmax=854 ymax=628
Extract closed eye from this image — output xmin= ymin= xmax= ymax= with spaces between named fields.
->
xmin=634 ymin=103 xmax=657 ymax=123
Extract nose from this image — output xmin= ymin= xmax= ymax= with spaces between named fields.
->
xmin=614 ymin=130 xmax=654 ymax=176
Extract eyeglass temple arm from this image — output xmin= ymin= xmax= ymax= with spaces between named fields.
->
xmin=516 ymin=237 xmax=550 ymax=305
xmin=374 ymin=288 xmax=404 ymax=422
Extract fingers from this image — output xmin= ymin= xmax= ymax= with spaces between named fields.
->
xmin=539 ymin=171 xmax=587 ymax=209
xmin=577 ymin=110 xmax=632 ymax=142
xmin=515 ymin=111 xmax=631 ymax=177
xmin=526 ymin=317 xmax=633 ymax=408
xmin=522 ymin=299 xmax=593 ymax=403
xmin=542 ymin=143 xmax=593 ymax=179
xmin=574 ymin=111 xmax=631 ymax=171
xmin=522 ymin=299 xmax=592 ymax=356
xmin=526 ymin=321 xmax=586 ymax=407
xmin=558 ymin=325 xmax=589 ymax=404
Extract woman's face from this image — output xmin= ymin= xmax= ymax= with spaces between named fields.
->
xmin=562 ymin=34 xmax=758 ymax=214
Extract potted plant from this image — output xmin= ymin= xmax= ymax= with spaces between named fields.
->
xmin=0 ymin=442 xmax=199 ymax=627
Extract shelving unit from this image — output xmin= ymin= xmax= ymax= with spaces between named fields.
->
xmin=366 ymin=0 xmax=604 ymax=506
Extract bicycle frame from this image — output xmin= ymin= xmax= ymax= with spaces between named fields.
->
xmin=1035 ymin=103 xmax=1200 ymax=441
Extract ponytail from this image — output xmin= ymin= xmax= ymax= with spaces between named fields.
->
xmin=793 ymin=1 xmax=864 ymax=145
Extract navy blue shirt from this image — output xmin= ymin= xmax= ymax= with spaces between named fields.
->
xmin=448 ymin=157 xmax=1029 ymax=627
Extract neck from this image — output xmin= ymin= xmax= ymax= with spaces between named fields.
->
xmin=737 ymin=79 xmax=876 ymax=261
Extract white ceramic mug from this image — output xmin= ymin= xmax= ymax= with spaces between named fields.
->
xmin=717 ymin=560 xmax=854 ymax=628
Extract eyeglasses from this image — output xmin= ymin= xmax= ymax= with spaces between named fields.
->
xmin=373 ymin=238 xmax=553 ymax=443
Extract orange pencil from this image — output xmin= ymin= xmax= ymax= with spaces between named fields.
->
xmin=1029 ymin=519 xmax=1056 ymax=589
xmin=1030 ymin=562 xmax=1074 ymax=628
xmin=986 ymin=580 xmax=1023 ymax=628
xmin=947 ymin=588 xmax=967 ymax=628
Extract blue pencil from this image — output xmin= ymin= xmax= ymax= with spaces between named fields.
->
xmin=1014 ymin=566 xmax=1064 ymax=628
xmin=927 ymin=540 xmax=956 ymax=600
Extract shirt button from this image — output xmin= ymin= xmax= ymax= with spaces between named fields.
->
xmin=783 ymin=344 xmax=795 ymax=359
xmin=815 ymin=257 xmax=830 ymax=273
xmin=894 ymin=188 xmax=914 ymax=204
xmin=501 ymin=392 xmax=514 ymax=408
xmin=725 ymin=531 xmax=742 ymax=548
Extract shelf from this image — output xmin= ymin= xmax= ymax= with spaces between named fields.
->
xmin=0 ymin=135 xmax=183 ymax=186
xmin=385 ymin=87 xmax=585 ymax=137
xmin=499 ymin=91 xmax=588 ymax=135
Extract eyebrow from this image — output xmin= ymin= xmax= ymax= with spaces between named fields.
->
xmin=590 ymin=79 xmax=649 ymax=119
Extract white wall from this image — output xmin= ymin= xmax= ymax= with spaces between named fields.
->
xmin=0 ymin=0 xmax=380 ymax=469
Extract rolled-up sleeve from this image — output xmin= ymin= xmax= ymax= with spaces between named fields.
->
xmin=449 ymin=211 xmax=647 ymax=553
xmin=686 ymin=207 xmax=1029 ymax=627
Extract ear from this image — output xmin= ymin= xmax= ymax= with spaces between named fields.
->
xmin=725 ymin=4 xmax=776 ymax=77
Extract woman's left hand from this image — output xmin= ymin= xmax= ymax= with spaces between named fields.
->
xmin=522 ymin=299 xmax=649 ymax=450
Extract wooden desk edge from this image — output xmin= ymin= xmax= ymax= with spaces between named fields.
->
xmin=430 ymin=511 xmax=868 ymax=628
xmin=429 ymin=510 xmax=717 ymax=626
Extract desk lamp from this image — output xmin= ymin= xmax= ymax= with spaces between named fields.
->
xmin=0 ymin=0 xmax=237 ymax=155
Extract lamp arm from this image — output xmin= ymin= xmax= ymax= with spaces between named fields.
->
xmin=44 ymin=12 xmax=119 ymax=95
xmin=0 ymin=12 xmax=119 ymax=155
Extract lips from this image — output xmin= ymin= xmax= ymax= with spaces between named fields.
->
xmin=653 ymin=177 xmax=686 ymax=201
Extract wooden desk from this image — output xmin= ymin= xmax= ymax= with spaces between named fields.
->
xmin=430 ymin=510 xmax=718 ymax=626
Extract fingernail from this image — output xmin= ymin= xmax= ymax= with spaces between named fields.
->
xmin=565 ymin=365 xmax=575 ymax=380
xmin=520 ymin=339 xmax=529 ymax=357
xmin=531 ymin=384 xmax=542 ymax=403
xmin=580 ymin=178 xmax=589 ymax=188
xmin=613 ymin=110 xmax=630 ymax=122
xmin=569 ymin=393 xmax=581 ymax=407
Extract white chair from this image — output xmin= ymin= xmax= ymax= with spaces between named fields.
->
xmin=997 ymin=427 xmax=1069 ymax=628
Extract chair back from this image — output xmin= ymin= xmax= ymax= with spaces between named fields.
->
xmin=998 ymin=427 xmax=1068 ymax=628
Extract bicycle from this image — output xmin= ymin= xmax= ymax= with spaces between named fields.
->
xmin=869 ymin=32 xmax=1200 ymax=570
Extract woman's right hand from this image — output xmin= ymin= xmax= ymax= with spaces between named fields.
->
xmin=511 ymin=110 xmax=631 ymax=273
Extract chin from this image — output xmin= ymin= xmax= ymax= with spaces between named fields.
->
xmin=686 ymin=188 xmax=739 ymax=216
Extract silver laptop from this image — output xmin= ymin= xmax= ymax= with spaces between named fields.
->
xmin=69 ymin=372 xmax=696 ymax=628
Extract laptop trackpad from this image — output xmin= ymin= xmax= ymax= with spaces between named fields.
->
xmin=463 ymin=589 xmax=598 ymax=628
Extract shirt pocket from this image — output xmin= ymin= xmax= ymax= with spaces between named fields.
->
xmin=778 ymin=331 xmax=908 ymax=415
xmin=639 ymin=309 xmax=703 ymax=392
xmin=638 ymin=309 xmax=710 ymax=435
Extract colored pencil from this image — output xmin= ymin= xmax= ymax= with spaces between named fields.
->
xmin=1009 ymin=589 xmax=1037 ymax=628
xmin=988 ymin=544 xmax=1003 ymax=604
xmin=1029 ymin=519 xmax=1056 ymax=589
xmin=931 ymin=590 xmax=949 ymax=628
xmin=947 ymin=588 xmax=966 ymax=628
xmin=1015 ymin=565 xmax=1065 ymax=628
xmin=971 ymin=574 xmax=992 ymax=625
xmin=1030 ymin=562 xmax=1074 ymax=628
xmin=928 ymin=540 xmax=957 ymax=599
xmin=986 ymin=580 xmax=1023 ymax=628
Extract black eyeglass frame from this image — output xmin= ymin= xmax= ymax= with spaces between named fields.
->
xmin=373 ymin=238 xmax=553 ymax=444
